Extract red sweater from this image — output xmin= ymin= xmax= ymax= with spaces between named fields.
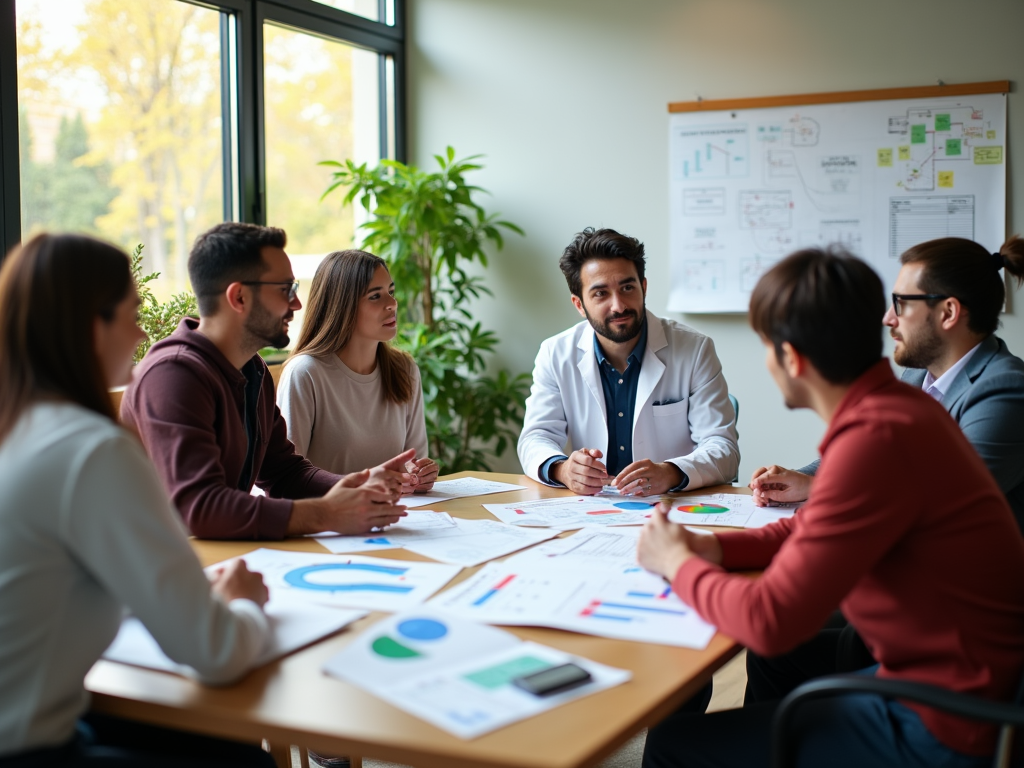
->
xmin=674 ymin=360 xmax=1024 ymax=755
xmin=121 ymin=319 xmax=341 ymax=540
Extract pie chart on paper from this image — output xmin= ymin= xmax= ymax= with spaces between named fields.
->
xmin=676 ymin=504 xmax=730 ymax=515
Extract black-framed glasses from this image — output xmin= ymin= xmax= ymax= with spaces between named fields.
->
xmin=241 ymin=280 xmax=300 ymax=302
xmin=891 ymin=292 xmax=949 ymax=317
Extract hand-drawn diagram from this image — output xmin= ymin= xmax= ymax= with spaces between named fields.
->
xmin=669 ymin=93 xmax=1006 ymax=313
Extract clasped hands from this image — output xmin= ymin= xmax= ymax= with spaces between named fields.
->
xmin=551 ymin=448 xmax=683 ymax=497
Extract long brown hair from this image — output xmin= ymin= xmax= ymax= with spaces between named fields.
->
xmin=290 ymin=249 xmax=414 ymax=404
xmin=901 ymin=235 xmax=1024 ymax=336
xmin=0 ymin=234 xmax=133 ymax=443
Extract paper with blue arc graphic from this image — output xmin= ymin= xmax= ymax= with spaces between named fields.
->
xmin=483 ymin=496 xmax=657 ymax=530
xmin=324 ymin=610 xmax=630 ymax=739
xmin=237 ymin=548 xmax=461 ymax=611
xmin=429 ymin=560 xmax=716 ymax=649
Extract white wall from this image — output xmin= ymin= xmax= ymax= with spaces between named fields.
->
xmin=406 ymin=0 xmax=1024 ymax=479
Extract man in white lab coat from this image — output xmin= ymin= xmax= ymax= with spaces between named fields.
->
xmin=518 ymin=227 xmax=739 ymax=496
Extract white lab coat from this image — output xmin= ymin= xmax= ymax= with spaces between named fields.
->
xmin=517 ymin=310 xmax=739 ymax=489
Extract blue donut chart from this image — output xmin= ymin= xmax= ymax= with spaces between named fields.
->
xmin=614 ymin=501 xmax=653 ymax=510
xmin=283 ymin=563 xmax=414 ymax=594
xmin=397 ymin=618 xmax=449 ymax=641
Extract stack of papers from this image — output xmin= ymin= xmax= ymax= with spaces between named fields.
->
xmin=103 ymin=599 xmax=367 ymax=675
xmin=315 ymin=511 xmax=560 ymax=566
xmin=400 ymin=476 xmax=527 ymax=508
xmin=324 ymin=610 xmax=630 ymax=739
xmin=667 ymin=493 xmax=799 ymax=528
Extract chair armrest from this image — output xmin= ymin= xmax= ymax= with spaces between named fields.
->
xmin=772 ymin=674 xmax=1024 ymax=768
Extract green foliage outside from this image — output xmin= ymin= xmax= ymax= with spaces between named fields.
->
xmin=321 ymin=148 xmax=531 ymax=472
xmin=130 ymin=244 xmax=198 ymax=365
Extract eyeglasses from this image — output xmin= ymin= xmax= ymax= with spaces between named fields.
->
xmin=242 ymin=280 xmax=300 ymax=302
xmin=891 ymin=292 xmax=949 ymax=317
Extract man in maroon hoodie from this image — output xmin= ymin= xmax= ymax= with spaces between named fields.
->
xmin=122 ymin=222 xmax=410 ymax=540
xmin=637 ymin=247 xmax=1024 ymax=768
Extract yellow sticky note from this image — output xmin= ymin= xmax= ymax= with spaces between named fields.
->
xmin=898 ymin=145 xmax=911 ymax=161
xmin=974 ymin=146 xmax=1003 ymax=165
xmin=877 ymin=148 xmax=893 ymax=167
xmin=938 ymin=171 xmax=954 ymax=188
xmin=987 ymin=130 xmax=997 ymax=140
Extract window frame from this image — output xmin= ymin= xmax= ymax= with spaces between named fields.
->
xmin=0 ymin=0 xmax=405 ymax=253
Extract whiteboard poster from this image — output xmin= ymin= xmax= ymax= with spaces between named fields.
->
xmin=667 ymin=93 xmax=1006 ymax=313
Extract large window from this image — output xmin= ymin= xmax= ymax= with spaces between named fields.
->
xmin=1 ymin=0 xmax=404 ymax=301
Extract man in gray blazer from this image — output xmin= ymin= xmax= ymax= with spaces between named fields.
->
xmin=750 ymin=235 xmax=1024 ymax=529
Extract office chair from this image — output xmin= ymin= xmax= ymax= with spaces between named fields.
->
xmin=771 ymin=672 xmax=1024 ymax=768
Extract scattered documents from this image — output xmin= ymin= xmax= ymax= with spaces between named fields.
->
xmin=315 ymin=512 xmax=559 ymax=566
xmin=323 ymin=610 xmax=630 ymax=739
xmin=504 ymin=527 xmax=641 ymax=570
xmin=103 ymin=599 xmax=366 ymax=675
xmin=231 ymin=548 xmax=460 ymax=612
xmin=400 ymin=477 xmax=527 ymax=508
xmin=430 ymin=559 xmax=716 ymax=649
xmin=667 ymin=493 xmax=799 ymax=528
xmin=484 ymin=496 xmax=656 ymax=530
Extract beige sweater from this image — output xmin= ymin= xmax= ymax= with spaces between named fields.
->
xmin=277 ymin=352 xmax=429 ymax=474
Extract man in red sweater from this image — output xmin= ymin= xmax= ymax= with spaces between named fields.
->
xmin=638 ymin=247 xmax=1024 ymax=768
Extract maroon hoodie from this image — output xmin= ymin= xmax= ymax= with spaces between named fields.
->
xmin=121 ymin=318 xmax=341 ymax=539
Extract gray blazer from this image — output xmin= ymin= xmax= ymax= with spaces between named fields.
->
xmin=799 ymin=336 xmax=1024 ymax=529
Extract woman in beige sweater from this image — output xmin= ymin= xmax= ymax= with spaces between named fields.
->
xmin=278 ymin=250 xmax=438 ymax=495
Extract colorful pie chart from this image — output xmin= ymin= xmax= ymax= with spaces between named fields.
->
xmin=676 ymin=504 xmax=730 ymax=514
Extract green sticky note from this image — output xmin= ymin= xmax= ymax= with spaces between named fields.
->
xmin=946 ymin=139 xmax=962 ymax=156
xmin=877 ymin=148 xmax=893 ymax=167
xmin=974 ymin=146 xmax=1003 ymax=165
xmin=935 ymin=114 xmax=951 ymax=131
xmin=986 ymin=130 xmax=997 ymax=140
xmin=463 ymin=655 xmax=551 ymax=689
xmin=898 ymin=145 xmax=911 ymax=161
xmin=911 ymin=125 xmax=926 ymax=144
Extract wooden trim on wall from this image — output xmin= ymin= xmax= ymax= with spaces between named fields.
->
xmin=668 ymin=81 xmax=1011 ymax=113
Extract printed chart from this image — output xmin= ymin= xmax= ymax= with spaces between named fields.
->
xmin=669 ymin=93 xmax=1006 ymax=312
xmin=431 ymin=560 xmax=716 ymax=649
xmin=505 ymin=528 xmax=641 ymax=570
xmin=233 ymin=548 xmax=460 ymax=611
xmin=324 ymin=610 xmax=629 ymax=739
xmin=484 ymin=496 xmax=656 ymax=530
xmin=667 ymin=494 xmax=798 ymax=528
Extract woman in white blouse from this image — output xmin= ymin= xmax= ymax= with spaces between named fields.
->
xmin=278 ymin=250 xmax=438 ymax=494
xmin=0 ymin=234 xmax=275 ymax=768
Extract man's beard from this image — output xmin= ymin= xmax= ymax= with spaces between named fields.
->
xmin=893 ymin=321 xmax=942 ymax=369
xmin=585 ymin=305 xmax=645 ymax=344
xmin=244 ymin=294 xmax=291 ymax=350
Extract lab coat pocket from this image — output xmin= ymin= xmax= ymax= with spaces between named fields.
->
xmin=652 ymin=399 xmax=688 ymax=418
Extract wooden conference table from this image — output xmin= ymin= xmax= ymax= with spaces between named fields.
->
xmin=85 ymin=472 xmax=744 ymax=768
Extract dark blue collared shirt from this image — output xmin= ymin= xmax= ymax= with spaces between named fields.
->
xmin=540 ymin=320 xmax=648 ymax=482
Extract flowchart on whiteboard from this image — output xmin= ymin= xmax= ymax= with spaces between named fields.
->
xmin=668 ymin=93 xmax=1006 ymax=312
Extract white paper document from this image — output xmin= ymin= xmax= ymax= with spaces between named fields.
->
xmin=399 ymin=519 xmax=559 ymax=567
xmin=504 ymin=528 xmax=641 ymax=570
xmin=103 ymin=599 xmax=367 ymax=675
xmin=667 ymin=493 xmax=799 ymax=528
xmin=323 ymin=610 xmax=630 ymax=739
xmin=314 ymin=511 xmax=459 ymax=553
xmin=232 ymin=548 xmax=461 ymax=612
xmin=483 ymin=496 xmax=656 ymax=530
xmin=429 ymin=560 xmax=716 ymax=649
xmin=399 ymin=477 xmax=527 ymax=508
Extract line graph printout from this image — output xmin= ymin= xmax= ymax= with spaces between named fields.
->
xmin=230 ymin=548 xmax=460 ymax=612
xmin=483 ymin=496 xmax=655 ymax=530
xmin=669 ymin=93 xmax=1006 ymax=312
xmin=504 ymin=528 xmax=641 ymax=570
xmin=430 ymin=560 xmax=716 ymax=649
